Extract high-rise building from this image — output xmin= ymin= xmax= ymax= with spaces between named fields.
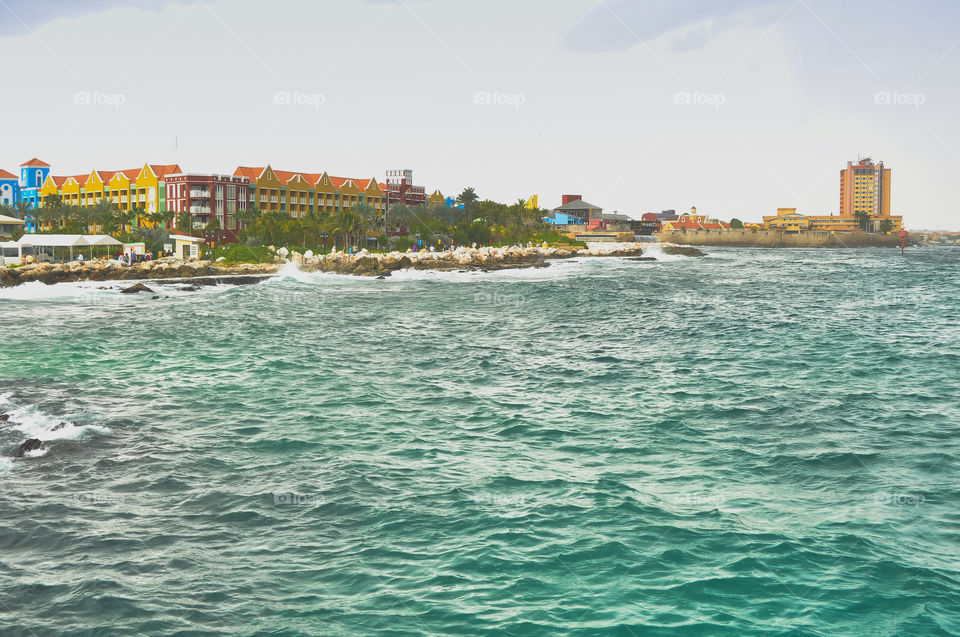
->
xmin=840 ymin=157 xmax=891 ymax=218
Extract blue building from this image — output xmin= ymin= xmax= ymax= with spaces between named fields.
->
xmin=19 ymin=158 xmax=50 ymax=232
xmin=0 ymin=169 xmax=19 ymax=207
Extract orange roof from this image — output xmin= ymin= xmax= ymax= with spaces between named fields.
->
xmin=234 ymin=166 xmax=265 ymax=180
xmin=353 ymin=178 xmax=374 ymax=190
xmin=378 ymin=182 xmax=388 ymax=190
xmin=20 ymin=158 xmax=50 ymax=168
xmin=95 ymin=170 xmax=117 ymax=182
xmin=150 ymin=164 xmax=181 ymax=179
xmin=50 ymin=176 xmax=70 ymax=187
xmin=0 ymin=169 xmax=16 ymax=180
xmin=303 ymin=173 xmax=326 ymax=185
xmin=329 ymin=176 xmax=354 ymax=189
xmin=274 ymin=170 xmax=307 ymax=184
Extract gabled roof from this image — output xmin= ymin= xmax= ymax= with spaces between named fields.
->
xmin=93 ymin=170 xmax=117 ymax=182
xmin=555 ymin=199 xmax=601 ymax=211
xmin=329 ymin=176 xmax=354 ymax=189
xmin=234 ymin=166 xmax=267 ymax=180
xmin=304 ymin=172 xmax=327 ymax=186
xmin=0 ymin=169 xmax=17 ymax=180
xmin=274 ymin=170 xmax=307 ymax=185
xmin=149 ymin=164 xmax=182 ymax=179
xmin=20 ymin=158 xmax=50 ymax=168
xmin=49 ymin=175 xmax=70 ymax=187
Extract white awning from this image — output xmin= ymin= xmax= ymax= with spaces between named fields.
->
xmin=82 ymin=235 xmax=122 ymax=247
xmin=16 ymin=234 xmax=90 ymax=248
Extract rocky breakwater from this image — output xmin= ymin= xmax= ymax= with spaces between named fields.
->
xmin=295 ymin=245 xmax=579 ymax=277
xmin=0 ymin=258 xmax=280 ymax=288
xmin=292 ymin=242 xmax=704 ymax=277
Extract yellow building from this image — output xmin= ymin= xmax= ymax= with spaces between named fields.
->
xmin=763 ymin=207 xmax=902 ymax=232
xmin=235 ymin=166 xmax=386 ymax=218
xmin=429 ymin=189 xmax=445 ymax=209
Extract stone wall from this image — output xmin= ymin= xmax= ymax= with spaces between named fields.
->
xmin=654 ymin=229 xmax=903 ymax=248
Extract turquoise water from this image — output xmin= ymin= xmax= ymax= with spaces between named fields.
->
xmin=1 ymin=247 xmax=959 ymax=636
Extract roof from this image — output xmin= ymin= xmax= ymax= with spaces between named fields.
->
xmin=82 ymin=234 xmax=122 ymax=246
xmin=20 ymin=158 xmax=50 ymax=168
xmin=0 ymin=169 xmax=17 ymax=180
xmin=16 ymin=234 xmax=90 ymax=247
xmin=329 ymin=176 xmax=354 ymax=189
xmin=600 ymin=213 xmax=632 ymax=221
xmin=555 ymin=199 xmax=601 ymax=211
xmin=169 ymin=234 xmax=205 ymax=243
xmin=50 ymin=176 xmax=70 ymax=187
xmin=0 ymin=214 xmax=25 ymax=225
xmin=150 ymin=164 xmax=182 ymax=179
xmin=273 ymin=170 xmax=306 ymax=184
xmin=234 ymin=166 xmax=266 ymax=180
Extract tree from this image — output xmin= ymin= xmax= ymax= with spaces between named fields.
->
xmin=456 ymin=187 xmax=479 ymax=219
xmin=730 ymin=218 xmax=744 ymax=229
xmin=176 ymin=210 xmax=195 ymax=235
xmin=854 ymin=210 xmax=871 ymax=231
xmin=236 ymin=204 xmax=260 ymax=233
xmin=879 ymin=218 xmax=894 ymax=233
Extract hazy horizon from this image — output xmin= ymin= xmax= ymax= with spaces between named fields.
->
xmin=1 ymin=0 xmax=958 ymax=228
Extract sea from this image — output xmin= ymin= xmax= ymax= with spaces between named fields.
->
xmin=0 ymin=246 xmax=958 ymax=636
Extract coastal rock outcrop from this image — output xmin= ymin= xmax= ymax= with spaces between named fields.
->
xmin=15 ymin=439 xmax=43 ymax=458
xmin=120 ymin=283 xmax=155 ymax=294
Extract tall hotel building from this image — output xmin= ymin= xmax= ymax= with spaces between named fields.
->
xmin=840 ymin=158 xmax=891 ymax=218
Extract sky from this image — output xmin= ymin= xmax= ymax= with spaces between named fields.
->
xmin=0 ymin=0 xmax=958 ymax=228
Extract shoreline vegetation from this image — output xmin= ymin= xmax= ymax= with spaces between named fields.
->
xmin=0 ymin=242 xmax=704 ymax=289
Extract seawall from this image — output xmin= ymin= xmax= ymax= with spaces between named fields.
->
xmin=655 ymin=229 xmax=903 ymax=248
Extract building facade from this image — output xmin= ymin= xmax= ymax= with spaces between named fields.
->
xmin=0 ymin=169 xmax=19 ymax=206
xmin=164 ymin=173 xmax=250 ymax=242
xmin=840 ymin=158 xmax=891 ymax=218
xmin=234 ymin=165 xmax=386 ymax=219
xmin=383 ymin=169 xmax=426 ymax=207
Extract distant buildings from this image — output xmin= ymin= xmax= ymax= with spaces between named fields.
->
xmin=165 ymin=173 xmax=250 ymax=242
xmin=384 ymin=169 xmax=426 ymax=208
xmin=761 ymin=157 xmax=902 ymax=233
xmin=840 ymin=157 xmax=890 ymax=218
xmin=0 ymin=170 xmax=18 ymax=206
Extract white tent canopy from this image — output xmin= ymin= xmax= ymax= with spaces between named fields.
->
xmin=16 ymin=234 xmax=89 ymax=248
xmin=82 ymin=235 xmax=122 ymax=247
xmin=15 ymin=234 xmax=122 ymax=260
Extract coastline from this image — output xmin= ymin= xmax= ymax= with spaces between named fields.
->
xmin=655 ymin=228 xmax=905 ymax=248
xmin=0 ymin=242 xmax=704 ymax=289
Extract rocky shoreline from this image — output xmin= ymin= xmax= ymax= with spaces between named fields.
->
xmin=0 ymin=242 xmax=704 ymax=288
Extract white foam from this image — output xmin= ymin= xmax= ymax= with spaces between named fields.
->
xmin=2 ymin=403 xmax=110 ymax=442
xmin=643 ymin=244 xmax=687 ymax=262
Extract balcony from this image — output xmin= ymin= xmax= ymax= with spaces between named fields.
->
xmin=190 ymin=188 xmax=210 ymax=198
xmin=190 ymin=205 xmax=211 ymax=214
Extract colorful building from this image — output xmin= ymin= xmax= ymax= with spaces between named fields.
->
xmin=762 ymin=207 xmax=902 ymax=232
xmin=0 ymin=169 xmax=19 ymax=206
xmin=383 ymin=169 xmax=426 ymax=208
xmin=19 ymin=158 xmax=50 ymax=210
xmin=840 ymin=157 xmax=890 ymax=218
xmin=164 ymin=173 xmax=250 ymax=242
xmin=234 ymin=165 xmax=386 ymax=219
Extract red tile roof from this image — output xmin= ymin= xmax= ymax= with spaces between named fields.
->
xmin=0 ymin=169 xmax=17 ymax=180
xmin=20 ymin=158 xmax=50 ymax=168
xmin=329 ymin=176 xmax=354 ymax=189
xmin=234 ymin=166 xmax=265 ymax=180
xmin=50 ymin=176 xmax=70 ymax=187
xmin=150 ymin=164 xmax=182 ymax=179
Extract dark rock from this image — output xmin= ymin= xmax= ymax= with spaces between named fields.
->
xmin=661 ymin=245 xmax=706 ymax=257
xmin=179 ymin=285 xmax=200 ymax=292
xmin=626 ymin=257 xmax=657 ymax=261
xmin=15 ymin=439 xmax=43 ymax=458
xmin=376 ymin=275 xmax=386 ymax=279
xmin=120 ymin=283 xmax=155 ymax=294
xmin=151 ymin=295 xmax=160 ymax=300
xmin=0 ymin=413 xmax=8 ymax=421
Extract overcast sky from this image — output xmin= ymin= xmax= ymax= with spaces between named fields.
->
xmin=1 ymin=0 xmax=958 ymax=228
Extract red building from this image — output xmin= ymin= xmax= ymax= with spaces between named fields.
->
xmin=382 ymin=169 xmax=426 ymax=208
xmin=165 ymin=174 xmax=250 ymax=242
